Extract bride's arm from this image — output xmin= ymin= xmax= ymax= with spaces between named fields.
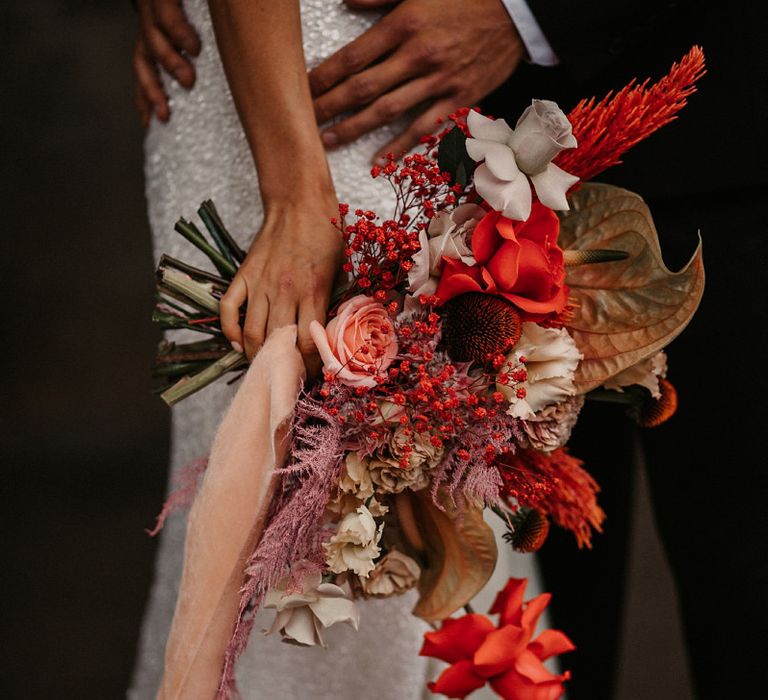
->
xmin=211 ymin=0 xmax=342 ymax=372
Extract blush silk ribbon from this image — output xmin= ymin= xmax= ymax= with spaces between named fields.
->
xmin=157 ymin=325 xmax=305 ymax=700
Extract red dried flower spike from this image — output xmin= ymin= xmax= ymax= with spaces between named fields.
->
xmin=556 ymin=45 xmax=706 ymax=182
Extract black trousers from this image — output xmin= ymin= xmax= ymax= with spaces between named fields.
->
xmin=538 ymin=186 xmax=768 ymax=699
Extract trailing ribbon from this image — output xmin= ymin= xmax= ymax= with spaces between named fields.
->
xmin=157 ymin=326 xmax=305 ymax=700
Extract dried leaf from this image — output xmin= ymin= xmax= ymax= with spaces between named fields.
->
xmin=406 ymin=491 xmax=497 ymax=622
xmin=559 ymin=183 xmax=704 ymax=392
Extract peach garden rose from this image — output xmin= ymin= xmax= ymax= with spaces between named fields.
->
xmin=310 ymin=295 xmax=398 ymax=388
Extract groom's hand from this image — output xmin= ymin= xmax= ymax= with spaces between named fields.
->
xmin=309 ymin=0 xmax=524 ymax=161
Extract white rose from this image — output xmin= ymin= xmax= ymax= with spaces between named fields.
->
xmin=498 ymin=322 xmax=582 ymax=420
xmin=264 ymin=572 xmax=359 ymax=647
xmin=324 ymin=505 xmax=383 ymax=578
xmin=465 ymin=102 xmax=578 ymax=221
xmin=603 ymin=351 xmax=668 ymax=398
xmin=510 ymin=100 xmax=577 ymax=174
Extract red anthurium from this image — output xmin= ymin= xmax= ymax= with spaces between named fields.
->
xmin=420 ymin=578 xmax=574 ymax=700
xmin=435 ymin=203 xmax=567 ymax=322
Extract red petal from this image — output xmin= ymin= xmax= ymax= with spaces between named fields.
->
xmin=427 ymin=659 xmax=487 ymax=699
xmin=435 ymin=259 xmax=484 ymax=304
xmin=489 ymin=577 xmax=527 ymax=626
xmin=491 ymin=668 xmax=566 ymax=700
xmin=495 ymin=215 xmax=518 ymax=241
xmin=502 ymin=285 xmax=568 ymax=316
xmin=420 ymin=614 xmax=496 ymax=665
xmin=529 ymin=630 xmax=576 ymax=660
xmin=512 ymin=240 xmax=555 ymax=298
xmin=486 ymin=240 xmax=521 ymax=292
xmin=473 ymin=625 xmax=528 ymax=678
xmin=521 ymin=593 xmax=552 ymax=640
xmin=471 ymin=210 xmax=504 ymax=265
xmin=514 ymin=648 xmax=563 ymax=684
xmin=515 ymin=202 xmax=560 ymax=246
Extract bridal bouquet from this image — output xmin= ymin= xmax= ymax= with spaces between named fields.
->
xmin=152 ymin=48 xmax=705 ymax=700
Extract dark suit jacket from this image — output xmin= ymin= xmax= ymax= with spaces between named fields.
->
xmin=483 ymin=2 xmax=768 ymax=200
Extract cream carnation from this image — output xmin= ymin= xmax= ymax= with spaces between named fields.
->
xmin=324 ymin=505 xmax=383 ymax=578
xmin=603 ymin=351 xmax=668 ymax=398
xmin=521 ymin=394 xmax=585 ymax=452
xmin=361 ymin=550 xmax=421 ymax=597
xmin=368 ymin=427 xmax=443 ymax=494
xmin=499 ymin=322 xmax=581 ymax=420
xmin=264 ymin=572 xmax=359 ymax=647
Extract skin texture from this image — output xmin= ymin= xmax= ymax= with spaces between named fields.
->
xmin=310 ymin=0 xmax=523 ymax=160
xmin=132 ymin=0 xmax=200 ymax=126
xmin=132 ymin=0 xmax=524 ymax=159
xmin=208 ymin=0 xmax=343 ymax=373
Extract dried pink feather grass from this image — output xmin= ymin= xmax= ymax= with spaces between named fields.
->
xmin=217 ymin=397 xmax=344 ymax=697
xmin=147 ymin=455 xmax=208 ymax=537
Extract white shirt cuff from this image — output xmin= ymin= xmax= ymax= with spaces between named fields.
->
xmin=500 ymin=0 xmax=560 ymax=67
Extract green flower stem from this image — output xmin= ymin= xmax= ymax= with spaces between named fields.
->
xmin=174 ymin=218 xmax=238 ymax=279
xmin=159 ymin=268 xmax=220 ymax=314
xmin=161 ymin=350 xmax=245 ymax=406
xmin=198 ymin=200 xmax=246 ymax=264
xmin=158 ymin=254 xmax=230 ymax=291
xmin=584 ymin=388 xmax=636 ymax=405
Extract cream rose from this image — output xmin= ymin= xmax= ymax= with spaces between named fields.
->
xmin=465 ymin=102 xmax=578 ymax=221
xmin=361 ymin=550 xmax=421 ymax=597
xmin=498 ymin=322 xmax=582 ymax=420
xmin=324 ymin=505 xmax=383 ymax=578
xmin=264 ymin=572 xmax=359 ymax=647
xmin=310 ymin=295 xmax=398 ymax=388
xmin=406 ymin=204 xmax=483 ymax=308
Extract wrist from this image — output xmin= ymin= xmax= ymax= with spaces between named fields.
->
xmin=258 ymin=150 xmax=336 ymax=210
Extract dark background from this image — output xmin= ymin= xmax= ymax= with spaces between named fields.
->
xmin=1 ymin=2 xmax=694 ymax=698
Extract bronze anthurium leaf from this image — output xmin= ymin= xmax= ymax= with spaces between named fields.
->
xmin=399 ymin=491 xmax=497 ymax=623
xmin=559 ymin=183 xmax=705 ymax=393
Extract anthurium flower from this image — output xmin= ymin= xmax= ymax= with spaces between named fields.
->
xmin=466 ymin=103 xmax=578 ymax=221
xmin=420 ymin=578 xmax=574 ymax=699
xmin=435 ymin=202 xmax=568 ymax=321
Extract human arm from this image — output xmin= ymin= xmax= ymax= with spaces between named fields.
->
xmin=209 ymin=0 xmax=343 ymax=372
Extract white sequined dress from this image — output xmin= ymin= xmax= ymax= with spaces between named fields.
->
xmin=129 ymin=2 xmax=546 ymax=698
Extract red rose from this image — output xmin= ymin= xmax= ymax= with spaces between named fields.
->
xmin=435 ymin=202 xmax=567 ymax=320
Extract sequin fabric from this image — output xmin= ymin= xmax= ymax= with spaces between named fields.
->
xmin=129 ymin=2 xmax=545 ymax=698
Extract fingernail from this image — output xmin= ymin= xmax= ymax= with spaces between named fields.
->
xmin=322 ymin=131 xmax=338 ymax=147
xmin=232 ymin=341 xmax=243 ymax=354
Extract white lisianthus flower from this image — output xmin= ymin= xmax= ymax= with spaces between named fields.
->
xmin=324 ymin=505 xmax=383 ymax=578
xmin=264 ymin=572 xmax=359 ymax=647
xmin=466 ymin=101 xmax=579 ymax=221
xmin=498 ymin=322 xmax=582 ymax=420
xmin=603 ymin=351 xmax=668 ymax=398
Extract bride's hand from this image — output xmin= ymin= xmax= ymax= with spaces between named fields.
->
xmin=219 ymin=195 xmax=343 ymax=374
